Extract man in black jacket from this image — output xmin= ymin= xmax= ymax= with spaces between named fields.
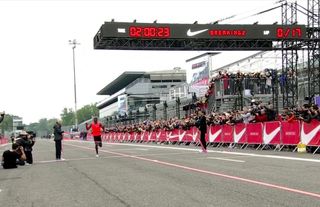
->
xmin=197 ymin=111 xmax=207 ymax=153
xmin=0 ymin=112 xmax=5 ymax=124
xmin=53 ymin=121 xmax=64 ymax=160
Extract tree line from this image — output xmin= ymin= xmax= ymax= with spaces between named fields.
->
xmin=0 ymin=104 xmax=99 ymax=136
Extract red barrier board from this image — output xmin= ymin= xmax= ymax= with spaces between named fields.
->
xmin=109 ymin=132 xmax=115 ymax=141
xmin=0 ymin=138 xmax=8 ymax=145
xmin=209 ymin=125 xmax=222 ymax=143
xmin=148 ymin=131 xmax=157 ymax=142
xmin=156 ymin=130 xmax=167 ymax=142
xmin=167 ymin=129 xmax=180 ymax=142
xmin=117 ymin=133 xmax=122 ymax=141
xmin=205 ymin=128 xmax=209 ymax=142
xmin=182 ymin=128 xmax=194 ymax=142
xmin=233 ymin=123 xmax=246 ymax=144
xmin=301 ymin=120 xmax=320 ymax=146
xmin=246 ymin=122 xmax=263 ymax=144
xmin=281 ymin=121 xmax=300 ymax=145
xmin=222 ymin=125 xmax=234 ymax=143
xmin=123 ymin=133 xmax=129 ymax=141
xmin=263 ymin=121 xmax=281 ymax=145
xmin=129 ymin=132 xmax=134 ymax=141
xmin=142 ymin=132 xmax=149 ymax=142
xmin=135 ymin=133 xmax=142 ymax=141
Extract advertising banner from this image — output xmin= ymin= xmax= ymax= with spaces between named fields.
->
xmin=186 ymin=55 xmax=211 ymax=97
xmin=118 ymin=94 xmax=128 ymax=116
xmin=281 ymin=121 xmax=300 ymax=145
xmin=263 ymin=121 xmax=281 ymax=145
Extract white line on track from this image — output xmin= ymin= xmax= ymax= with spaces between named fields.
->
xmin=85 ymin=142 xmax=320 ymax=163
xmin=63 ymin=142 xmax=320 ymax=199
xmin=109 ymin=148 xmax=149 ymax=151
xmin=35 ymin=151 xmax=197 ymax=164
xmin=0 ymin=143 xmax=10 ymax=148
xmin=207 ymin=157 xmax=245 ymax=163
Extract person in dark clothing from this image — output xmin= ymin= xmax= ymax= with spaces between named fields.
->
xmin=1 ymin=143 xmax=26 ymax=169
xmin=0 ymin=111 xmax=4 ymax=124
xmin=53 ymin=121 xmax=64 ymax=160
xmin=197 ymin=111 xmax=207 ymax=153
xmin=15 ymin=131 xmax=35 ymax=165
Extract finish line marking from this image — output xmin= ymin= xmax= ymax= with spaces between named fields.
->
xmin=64 ymin=142 xmax=320 ymax=200
xmin=207 ymin=157 xmax=245 ymax=163
xmin=87 ymin=142 xmax=320 ymax=163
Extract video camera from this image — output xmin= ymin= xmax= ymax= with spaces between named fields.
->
xmin=26 ymin=131 xmax=36 ymax=138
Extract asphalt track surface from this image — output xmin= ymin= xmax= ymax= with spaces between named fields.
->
xmin=1 ymin=139 xmax=320 ymax=207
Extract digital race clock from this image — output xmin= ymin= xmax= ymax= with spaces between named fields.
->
xmin=99 ymin=22 xmax=306 ymax=40
xmin=129 ymin=26 xmax=170 ymax=38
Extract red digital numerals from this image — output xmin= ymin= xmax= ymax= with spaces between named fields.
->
xmin=276 ymin=27 xmax=302 ymax=38
xmin=129 ymin=26 xmax=170 ymax=38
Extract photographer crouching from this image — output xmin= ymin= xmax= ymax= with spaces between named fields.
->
xmin=1 ymin=143 xmax=26 ymax=169
xmin=14 ymin=131 xmax=36 ymax=165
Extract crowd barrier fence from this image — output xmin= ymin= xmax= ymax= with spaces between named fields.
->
xmin=0 ymin=137 xmax=9 ymax=145
xmin=65 ymin=120 xmax=320 ymax=154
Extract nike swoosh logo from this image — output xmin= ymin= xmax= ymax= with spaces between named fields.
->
xmin=156 ymin=131 xmax=166 ymax=140
xmin=301 ymin=123 xmax=320 ymax=145
xmin=187 ymin=29 xmax=208 ymax=37
xmin=148 ymin=132 xmax=154 ymax=140
xmin=193 ymin=131 xmax=198 ymax=142
xmin=209 ymin=128 xmax=222 ymax=142
xmin=263 ymin=126 xmax=280 ymax=144
xmin=234 ymin=128 xmax=246 ymax=143
xmin=179 ymin=131 xmax=186 ymax=142
xmin=168 ymin=131 xmax=185 ymax=141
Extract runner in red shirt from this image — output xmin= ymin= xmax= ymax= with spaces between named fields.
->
xmin=86 ymin=117 xmax=105 ymax=157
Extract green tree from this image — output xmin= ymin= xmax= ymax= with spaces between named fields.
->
xmin=77 ymin=104 xmax=99 ymax=124
xmin=25 ymin=118 xmax=58 ymax=136
xmin=0 ymin=114 xmax=13 ymax=134
xmin=61 ymin=108 xmax=74 ymax=126
xmin=26 ymin=122 xmax=39 ymax=132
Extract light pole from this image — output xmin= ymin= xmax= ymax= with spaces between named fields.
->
xmin=69 ymin=39 xmax=80 ymax=131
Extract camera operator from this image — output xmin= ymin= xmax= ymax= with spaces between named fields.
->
xmin=15 ymin=131 xmax=35 ymax=165
xmin=0 ymin=111 xmax=5 ymax=124
xmin=25 ymin=131 xmax=36 ymax=164
xmin=1 ymin=143 xmax=26 ymax=169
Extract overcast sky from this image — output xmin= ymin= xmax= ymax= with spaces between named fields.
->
xmin=0 ymin=0 xmax=306 ymax=124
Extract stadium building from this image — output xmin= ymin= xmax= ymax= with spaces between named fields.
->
xmin=97 ymin=69 xmax=186 ymax=120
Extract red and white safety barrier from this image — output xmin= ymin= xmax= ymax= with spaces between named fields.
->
xmin=67 ymin=120 xmax=320 ymax=153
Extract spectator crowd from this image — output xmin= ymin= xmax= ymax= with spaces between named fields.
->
xmin=106 ymin=100 xmax=320 ymax=133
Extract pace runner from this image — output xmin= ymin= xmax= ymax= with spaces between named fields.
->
xmin=86 ymin=117 xmax=105 ymax=157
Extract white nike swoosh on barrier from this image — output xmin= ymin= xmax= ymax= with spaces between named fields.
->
xmin=209 ymin=129 xmax=222 ymax=142
xmin=184 ymin=133 xmax=193 ymax=140
xmin=179 ymin=131 xmax=186 ymax=142
xmin=301 ymin=123 xmax=320 ymax=145
xmin=187 ymin=29 xmax=208 ymax=37
xmin=234 ymin=128 xmax=246 ymax=143
xmin=168 ymin=131 xmax=180 ymax=140
xmin=193 ymin=131 xmax=198 ymax=142
xmin=263 ymin=127 xmax=280 ymax=144
xmin=148 ymin=133 xmax=153 ymax=140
